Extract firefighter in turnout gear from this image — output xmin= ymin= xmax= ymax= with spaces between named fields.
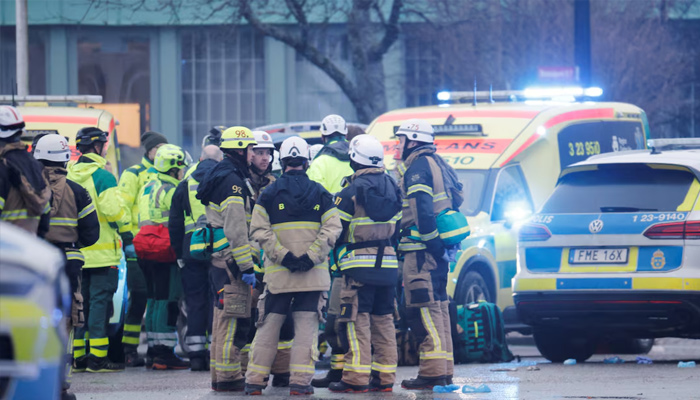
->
xmin=0 ymin=105 xmax=51 ymax=236
xmin=395 ymin=119 xmax=456 ymax=390
xmin=239 ymin=131 xmax=294 ymax=388
xmin=169 ymin=144 xmax=223 ymax=371
xmin=118 ymin=130 xmax=168 ymax=366
xmin=306 ymin=114 xmax=354 ymax=194
xmin=328 ymin=135 xmax=401 ymax=393
xmin=135 ymin=144 xmax=190 ymax=370
xmin=195 ymin=126 xmax=258 ymax=392
xmin=67 ymin=127 xmax=131 ymax=373
xmin=34 ymin=134 xmax=100 ymax=400
xmin=244 ymin=136 xmax=342 ymax=396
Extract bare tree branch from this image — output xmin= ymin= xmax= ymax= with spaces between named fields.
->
xmin=368 ymin=0 xmax=403 ymax=62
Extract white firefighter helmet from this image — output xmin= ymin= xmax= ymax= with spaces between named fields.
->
xmin=272 ymin=150 xmax=282 ymax=172
xmin=349 ymin=134 xmax=384 ymax=168
xmin=0 ymin=106 xmax=25 ymax=139
xmin=320 ymin=114 xmax=347 ymax=137
xmin=395 ymin=118 xmax=434 ymax=143
xmin=308 ymin=144 xmax=323 ymax=161
xmin=33 ymin=134 xmax=72 ymax=163
xmin=279 ymin=136 xmax=309 ymax=160
xmin=252 ymin=130 xmax=275 ymax=150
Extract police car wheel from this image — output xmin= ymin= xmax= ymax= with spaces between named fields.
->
xmin=606 ymin=338 xmax=654 ymax=355
xmin=533 ymin=328 xmax=595 ymax=363
xmin=456 ymin=271 xmax=492 ymax=304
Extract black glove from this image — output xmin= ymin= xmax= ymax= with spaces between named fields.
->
xmin=296 ymin=254 xmax=316 ymax=272
xmin=425 ymin=237 xmax=446 ymax=262
xmin=226 ymin=258 xmax=241 ymax=279
xmin=281 ymin=252 xmax=300 ymax=272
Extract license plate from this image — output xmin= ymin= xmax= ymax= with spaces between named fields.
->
xmin=569 ymin=248 xmax=629 ymax=264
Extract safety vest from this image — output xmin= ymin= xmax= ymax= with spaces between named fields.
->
xmin=67 ymin=153 xmax=126 ymax=268
xmin=119 ymin=157 xmax=156 ymax=235
xmin=138 ymin=172 xmax=179 ymax=228
xmin=185 ymin=174 xmax=207 ymax=234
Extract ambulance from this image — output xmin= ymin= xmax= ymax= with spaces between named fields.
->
xmin=3 ymin=95 xmax=128 ymax=340
xmin=11 ymin=95 xmax=122 ymax=179
xmin=366 ymin=89 xmax=650 ymax=330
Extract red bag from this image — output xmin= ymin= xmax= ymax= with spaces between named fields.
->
xmin=133 ymin=224 xmax=176 ymax=263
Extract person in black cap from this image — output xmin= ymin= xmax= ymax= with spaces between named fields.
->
xmin=117 ymin=130 xmax=169 ymax=367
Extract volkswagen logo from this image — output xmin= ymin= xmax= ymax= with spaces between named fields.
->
xmin=589 ymin=219 xmax=604 ymax=234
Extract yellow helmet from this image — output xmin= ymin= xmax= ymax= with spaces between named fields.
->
xmin=220 ymin=126 xmax=257 ymax=149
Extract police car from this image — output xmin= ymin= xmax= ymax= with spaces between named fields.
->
xmin=513 ymin=138 xmax=700 ymax=362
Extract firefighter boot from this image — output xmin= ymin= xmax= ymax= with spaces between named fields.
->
xmin=152 ymin=348 xmax=190 ymax=370
xmin=311 ymin=368 xmax=342 ymax=388
xmin=401 ymin=376 xmax=447 ymax=390
xmin=86 ymin=355 xmax=125 ymax=373
xmin=272 ymin=372 xmax=290 ymax=387
xmin=329 ymin=381 xmax=369 ymax=393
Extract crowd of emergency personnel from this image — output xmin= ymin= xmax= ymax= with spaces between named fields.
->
xmin=0 ymin=104 xmax=465 ymax=398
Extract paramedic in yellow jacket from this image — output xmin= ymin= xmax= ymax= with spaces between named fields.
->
xmin=195 ymin=126 xmax=258 ymax=392
xmin=67 ymin=127 xmax=131 ymax=373
xmin=306 ymin=114 xmax=354 ymax=194
xmin=136 ymin=144 xmax=190 ymax=371
xmin=118 ymin=131 xmax=168 ymax=366
xmin=244 ymin=136 xmax=342 ymax=396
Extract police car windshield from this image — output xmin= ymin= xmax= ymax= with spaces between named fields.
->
xmin=457 ymin=170 xmax=487 ymax=216
xmin=541 ymin=163 xmax=697 ymax=214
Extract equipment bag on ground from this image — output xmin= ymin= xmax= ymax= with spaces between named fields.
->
xmin=133 ymin=224 xmax=176 ymax=263
xmin=451 ymin=300 xmax=514 ymax=364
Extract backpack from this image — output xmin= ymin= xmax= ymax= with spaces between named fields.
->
xmin=451 ymin=300 xmax=514 ymax=364
xmin=133 ymin=224 xmax=176 ymax=263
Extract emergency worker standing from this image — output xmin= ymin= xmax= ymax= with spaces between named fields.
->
xmin=118 ymin=131 xmax=168 ymax=366
xmin=0 ymin=105 xmax=51 ymax=235
xmin=306 ymin=114 xmax=354 ymax=194
xmin=328 ymin=135 xmax=401 ymax=393
xmin=395 ymin=119 xmax=455 ymax=390
xmin=244 ymin=136 xmax=342 ymax=396
xmin=33 ymin=134 xmax=100 ymax=400
xmin=195 ymin=127 xmax=258 ymax=392
xmin=67 ymin=127 xmax=131 ymax=373
xmin=169 ymin=144 xmax=223 ymax=371
xmin=136 ymin=144 xmax=189 ymax=370
xmin=240 ymin=131 xmax=293 ymax=388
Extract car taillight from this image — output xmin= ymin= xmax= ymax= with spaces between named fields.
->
xmin=644 ymin=221 xmax=700 ymax=239
xmin=519 ymin=223 xmax=552 ymax=241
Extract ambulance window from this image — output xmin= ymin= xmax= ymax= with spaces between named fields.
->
xmin=491 ymin=166 xmax=534 ymax=222
xmin=457 ymin=170 xmax=488 ymax=216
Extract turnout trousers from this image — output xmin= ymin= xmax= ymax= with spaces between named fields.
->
xmin=181 ymin=260 xmax=213 ymax=359
xmin=209 ymin=261 xmax=251 ymax=385
xmin=73 ymin=266 xmax=119 ymax=360
xmin=122 ymin=258 xmax=148 ymax=351
xmin=324 ymin=277 xmax=346 ymax=373
xmin=337 ymin=277 xmax=398 ymax=387
xmin=141 ymin=260 xmax=182 ymax=351
xmin=240 ymin=285 xmax=293 ymax=376
xmin=245 ymin=290 xmax=325 ymax=387
xmin=402 ymin=250 xmax=453 ymax=379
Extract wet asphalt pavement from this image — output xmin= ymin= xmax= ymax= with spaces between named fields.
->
xmin=71 ymin=337 xmax=700 ymax=400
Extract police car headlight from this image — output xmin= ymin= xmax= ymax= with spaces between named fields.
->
xmin=0 ymin=263 xmax=39 ymax=296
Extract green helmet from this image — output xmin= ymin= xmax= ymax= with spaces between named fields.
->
xmin=154 ymin=144 xmax=187 ymax=173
